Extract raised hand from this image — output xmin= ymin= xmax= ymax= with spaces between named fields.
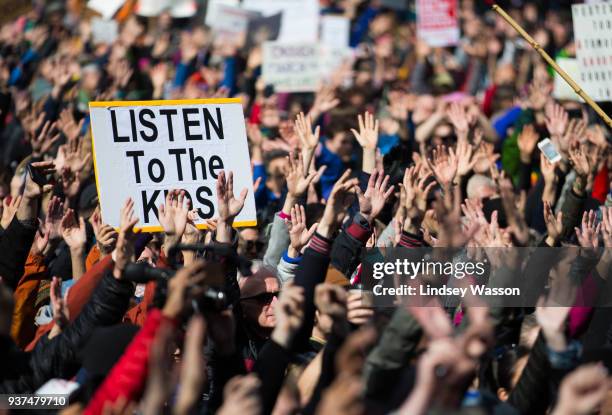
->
xmin=287 ymin=204 xmax=317 ymax=257
xmin=446 ymin=102 xmax=472 ymax=142
xmin=271 ymin=281 xmax=305 ymax=349
xmin=31 ymin=225 xmax=51 ymax=257
xmin=543 ymin=201 xmax=563 ymax=246
xmin=455 ymin=139 xmax=477 ymax=178
xmin=30 ymin=120 xmax=60 ymax=158
xmin=499 ymin=178 xmax=529 ymax=245
xmin=175 ymin=315 xmax=207 ymax=415
xmin=427 ymin=145 xmax=458 ymax=190
xmin=113 ymin=198 xmax=139 ymax=279
xmin=545 ymin=102 xmax=568 ymax=143
xmin=318 ymin=169 xmax=359 ymax=237
xmin=163 ymin=260 xmax=207 ymax=318
xmin=601 ymin=206 xmax=612 ymax=248
xmin=57 ymin=108 xmax=84 ymax=145
xmin=60 ymin=209 xmax=87 ymax=252
xmin=315 ymin=283 xmax=348 ymax=322
xmin=216 ymin=171 xmax=248 ymax=224
xmin=0 ymin=195 xmax=21 ymax=229
xmin=218 ymin=375 xmax=262 ymax=415
xmin=159 ymin=189 xmax=190 ymax=242
xmin=45 ymin=196 xmax=66 ymax=241
xmin=285 ymin=151 xmax=318 ymax=199
xmin=568 ymin=141 xmax=590 ymax=179
xmin=294 ymin=111 xmax=320 ymax=152
xmin=575 ymin=210 xmax=600 ymax=249
xmin=351 ymin=112 xmax=379 ymax=150
xmin=517 ymin=124 xmax=539 ymax=163
xmin=551 ymin=364 xmax=609 ymax=415
xmin=310 ymin=85 xmax=339 ymax=120
xmin=91 ymin=210 xmax=118 ymax=255
xmin=357 ymin=169 xmax=394 ymax=224
xmin=402 ymin=165 xmax=435 ymax=223
xmin=536 ymin=296 xmax=570 ymax=352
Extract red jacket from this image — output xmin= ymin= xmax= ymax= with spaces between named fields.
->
xmin=84 ymin=308 xmax=177 ymax=415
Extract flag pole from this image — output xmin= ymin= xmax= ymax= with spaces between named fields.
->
xmin=492 ymin=4 xmax=612 ymax=128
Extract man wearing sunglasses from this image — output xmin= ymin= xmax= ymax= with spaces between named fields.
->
xmin=237 ymin=266 xmax=281 ymax=361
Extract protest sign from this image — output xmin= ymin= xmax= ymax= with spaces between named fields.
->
xmin=87 ymin=0 xmax=125 ymax=20
xmin=91 ymin=18 xmax=118 ymax=45
xmin=243 ymin=0 xmax=319 ymax=42
xmin=320 ymin=15 xmax=350 ymax=49
xmin=572 ymin=2 xmax=612 ymax=102
xmin=205 ymin=0 xmax=239 ymax=26
xmin=211 ymin=5 xmax=260 ymax=47
xmin=245 ymin=12 xmax=282 ymax=49
xmin=136 ymin=0 xmax=197 ymax=18
xmin=416 ymin=0 xmax=459 ymax=47
xmin=553 ymin=58 xmax=583 ymax=102
xmin=89 ymin=98 xmax=257 ymax=231
xmin=262 ymin=42 xmax=320 ymax=92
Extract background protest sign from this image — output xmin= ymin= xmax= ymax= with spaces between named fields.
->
xmin=242 ymin=0 xmax=319 ymax=42
xmin=210 ymin=5 xmax=261 ymax=48
xmin=416 ymin=0 xmax=459 ymax=47
xmin=262 ymin=42 xmax=320 ymax=92
xmin=572 ymin=2 xmax=612 ymax=102
xmin=89 ymin=98 xmax=257 ymax=232
xmin=320 ymin=15 xmax=350 ymax=49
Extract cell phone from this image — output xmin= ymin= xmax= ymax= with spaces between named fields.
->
xmin=537 ymin=138 xmax=562 ymax=163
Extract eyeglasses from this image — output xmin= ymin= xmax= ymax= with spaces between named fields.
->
xmin=240 ymin=291 xmax=279 ymax=305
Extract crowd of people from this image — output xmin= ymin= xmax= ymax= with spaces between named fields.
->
xmin=0 ymin=0 xmax=611 ymax=414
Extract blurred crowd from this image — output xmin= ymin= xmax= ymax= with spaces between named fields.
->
xmin=0 ymin=0 xmax=611 ymax=414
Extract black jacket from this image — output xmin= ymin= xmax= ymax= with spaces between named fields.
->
xmin=0 ymin=271 xmax=134 ymax=393
xmin=0 ymin=216 xmax=37 ymax=290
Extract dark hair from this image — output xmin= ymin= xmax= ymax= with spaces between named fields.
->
xmin=263 ymin=149 xmax=289 ymax=170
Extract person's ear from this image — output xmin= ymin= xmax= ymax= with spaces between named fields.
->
xmin=497 ymin=387 xmax=509 ymax=401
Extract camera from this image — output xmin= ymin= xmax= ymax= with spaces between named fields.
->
xmin=123 ymin=243 xmax=253 ymax=313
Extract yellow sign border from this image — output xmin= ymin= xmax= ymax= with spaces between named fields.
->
xmin=88 ymin=98 xmax=257 ymax=232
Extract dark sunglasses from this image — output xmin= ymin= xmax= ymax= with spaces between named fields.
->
xmin=240 ymin=291 xmax=279 ymax=305
xmin=243 ymin=240 xmax=265 ymax=250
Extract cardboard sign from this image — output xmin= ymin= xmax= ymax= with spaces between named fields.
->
xmin=416 ymin=0 xmax=459 ymax=47
xmin=572 ymin=3 xmax=612 ymax=102
xmin=89 ymin=98 xmax=257 ymax=231
xmin=243 ymin=0 xmax=319 ymax=42
xmin=320 ymin=15 xmax=350 ymax=49
xmin=262 ymin=42 xmax=320 ymax=92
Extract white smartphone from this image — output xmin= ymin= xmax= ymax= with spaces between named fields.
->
xmin=537 ymin=138 xmax=562 ymax=163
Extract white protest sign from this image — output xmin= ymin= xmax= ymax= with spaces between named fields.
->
xmin=89 ymin=98 xmax=257 ymax=231
xmin=91 ymin=18 xmax=118 ymax=45
xmin=87 ymin=0 xmax=125 ymax=20
xmin=553 ymin=58 xmax=584 ymax=102
xmin=262 ymin=42 xmax=320 ymax=92
xmin=243 ymin=0 xmax=319 ymax=42
xmin=572 ymin=2 xmax=612 ymax=102
xmin=416 ymin=0 xmax=459 ymax=47
xmin=211 ymin=5 xmax=260 ymax=47
xmin=136 ymin=0 xmax=197 ymax=18
xmin=205 ymin=0 xmax=239 ymax=26
xmin=320 ymin=15 xmax=350 ymax=49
